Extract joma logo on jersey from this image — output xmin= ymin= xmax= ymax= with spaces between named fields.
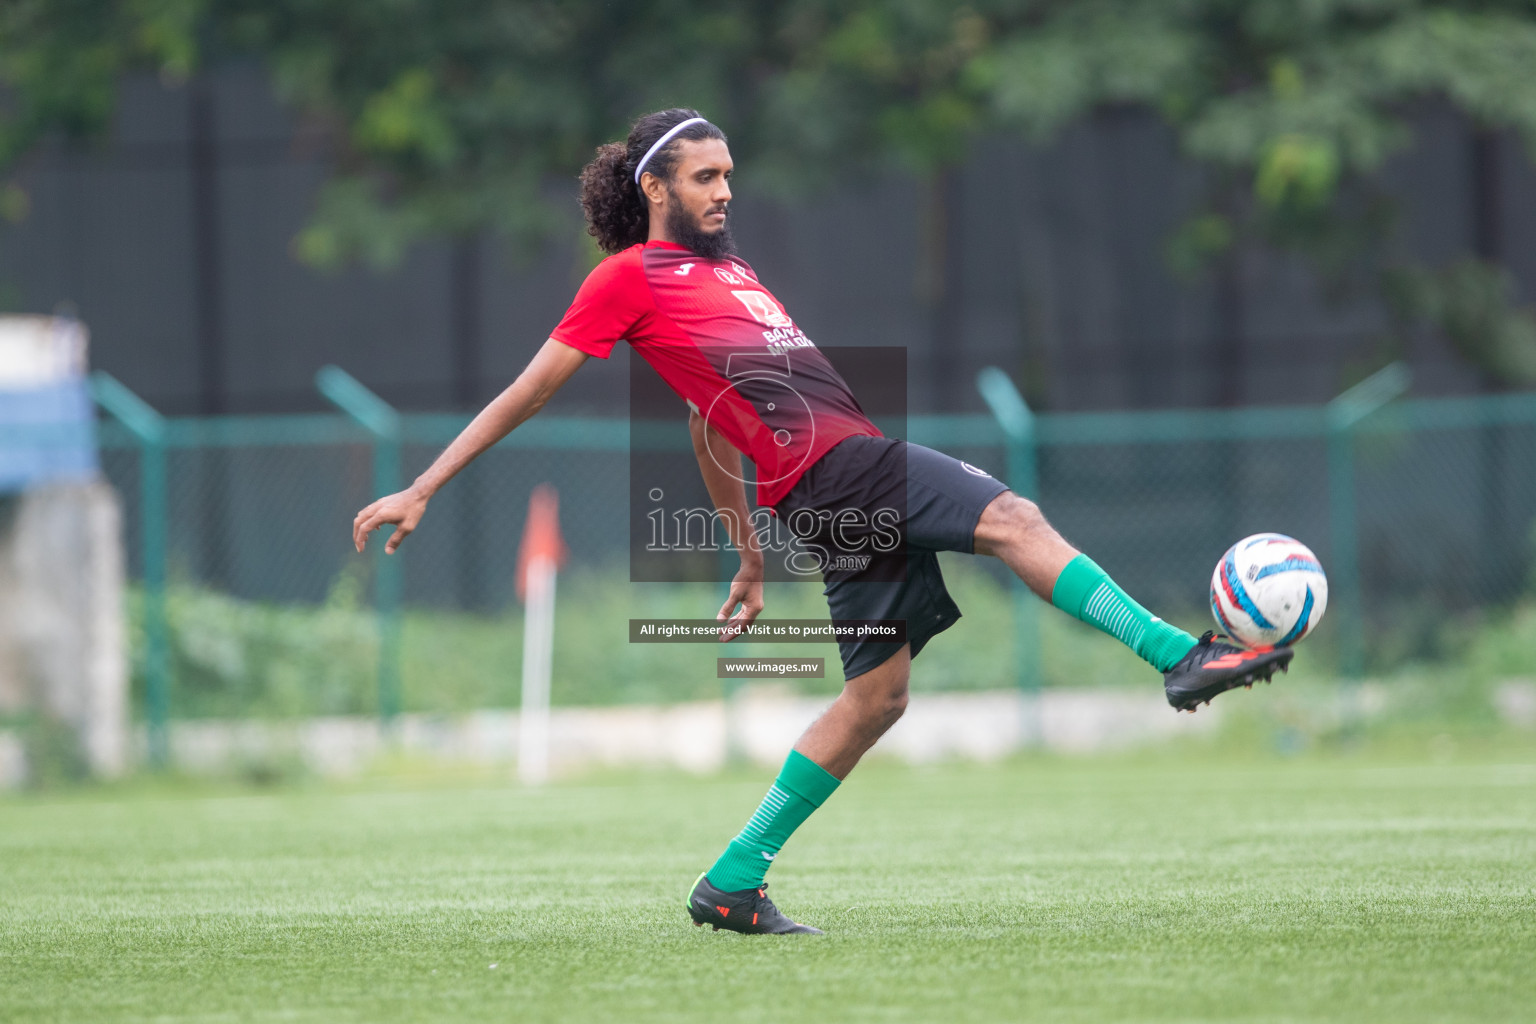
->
xmin=732 ymin=290 xmax=793 ymax=329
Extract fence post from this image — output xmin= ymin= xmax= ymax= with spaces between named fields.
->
xmin=977 ymin=367 xmax=1042 ymax=744
xmin=316 ymin=366 xmax=403 ymax=725
xmin=89 ymin=372 xmax=170 ymax=768
xmin=1326 ymin=362 xmax=1411 ymax=678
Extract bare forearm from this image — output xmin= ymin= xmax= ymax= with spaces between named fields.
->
xmin=410 ymin=385 xmax=535 ymax=496
xmin=689 ymin=411 xmax=767 ymax=636
xmin=690 ymin=413 xmax=762 ymax=566
xmin=412 ymin=338 xmax=586 ymax=497
xmin=353 ymin=338 xmax=585 ymax=554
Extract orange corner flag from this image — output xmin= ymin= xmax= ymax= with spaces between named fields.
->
xmin=516 ymin=484 xmax=568 ymax=603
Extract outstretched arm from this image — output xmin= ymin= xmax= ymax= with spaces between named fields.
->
xmin=689 ymin=409 xmax=765 ymax=640
xmin=353 ymin=338 xmax=588 ymax=553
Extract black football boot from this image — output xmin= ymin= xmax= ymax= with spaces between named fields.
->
xmin=686 ymin=873 xmax=822 ymax=935
xmin=1164 ymin=631 xmax=1293 ymax=712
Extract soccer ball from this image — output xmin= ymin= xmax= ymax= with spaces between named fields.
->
xmin=1210 ymin=533 xmax=1328 ymax=649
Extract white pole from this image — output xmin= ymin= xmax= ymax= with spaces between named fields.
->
xmin=518 ymin=556 xmax=556 ymax=785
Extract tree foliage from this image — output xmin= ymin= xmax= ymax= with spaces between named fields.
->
xmin=5 ymin=0 xmax=1536 ymax=378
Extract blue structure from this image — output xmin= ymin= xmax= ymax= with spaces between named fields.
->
xmin=0 ymin=317 xmax=99 ymax=493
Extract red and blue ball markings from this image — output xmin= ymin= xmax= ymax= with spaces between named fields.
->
xmin=1210 ymin=591 xmax=1240 ymax=638
xmin=1253 ymin=556 xmax=1325 ymax=580
xmin=1218 ymin=536 xmax=1327 ymax=645
xmin=1220 ymin=548 xmax=1275 ymax=631
xmin=1276 ymin=586 xmax=1317 ymax=646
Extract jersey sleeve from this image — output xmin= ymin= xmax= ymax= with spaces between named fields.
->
xmin=549 ymin=248 xmax=653 ymax=359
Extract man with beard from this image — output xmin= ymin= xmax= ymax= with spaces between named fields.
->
xmin=351 ymin=108 xmax=1293 ymax=935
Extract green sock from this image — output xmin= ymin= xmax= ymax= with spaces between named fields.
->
xmin=706 ymin=749 xmax=840 ymax=892
xmin=1051 ymin=554 xmax=1197 ymax=672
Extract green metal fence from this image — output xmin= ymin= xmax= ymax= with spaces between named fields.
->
xmin=88 ymin=367 xmax=1536 ymax=760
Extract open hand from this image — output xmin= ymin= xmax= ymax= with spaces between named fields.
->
xmin=353 ymin=487 xmax=429 ymax=554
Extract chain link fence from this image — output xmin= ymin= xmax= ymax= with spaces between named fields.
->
xmin=93 ymin=373 xmax=1536 ymax=745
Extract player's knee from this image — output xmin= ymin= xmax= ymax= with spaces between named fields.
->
xmin=865 ymin=684 xmax=907 ymax=734
xmin=845 ymin=646 xmax=910 ymax=735
xmin=849 ymin=681 xmax=907 ymax=736
xmin=1006 ymin=492 xmax=1047 ymax=533
xmin=981 ymin=492 xmax=1047 ymax=548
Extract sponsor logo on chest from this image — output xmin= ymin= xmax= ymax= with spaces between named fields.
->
xmin=667 ymin=256 xmax=819 ymax=355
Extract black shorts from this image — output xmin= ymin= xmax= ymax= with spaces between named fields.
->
xmin=774 ymin=434 xmax=1010 ymax=679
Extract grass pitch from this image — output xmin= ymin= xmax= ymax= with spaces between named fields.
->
xmin=2 ymin=750 xmax=1533 ymax=1022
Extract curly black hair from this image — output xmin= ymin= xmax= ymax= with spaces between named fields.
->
xmin=578 ymin=108 xmax=727 ymax=255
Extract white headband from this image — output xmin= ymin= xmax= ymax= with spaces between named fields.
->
xmin=633 ymin=117 xmax=708 ymax=184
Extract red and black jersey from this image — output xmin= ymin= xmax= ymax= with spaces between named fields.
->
xmin=551 ymin=240 xmax=882 ymax=507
